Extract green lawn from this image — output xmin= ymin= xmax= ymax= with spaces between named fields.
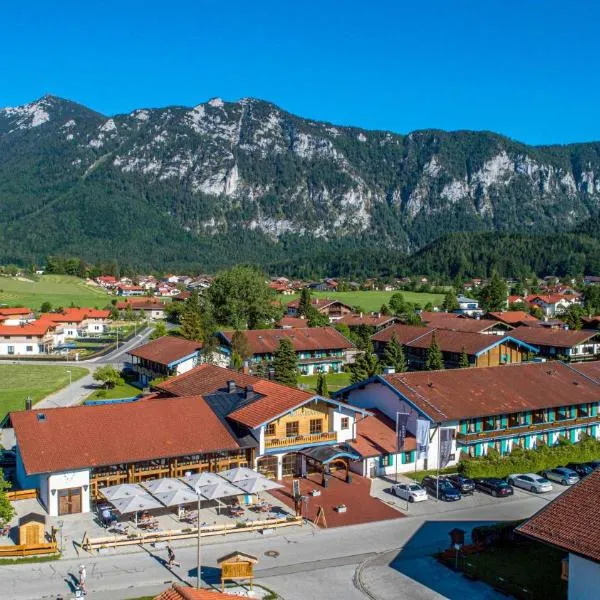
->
xmin=298 ymin=372 xmax=352 ymax=393
xmin=462 ymin=543 xmax=567 ymax=600
xmin=0 ymin=274 xmax=110 ymax=310
xmin=85 ymin=381 xmax=141 ymax=401
xmin=0 ymin=365 xmax=88 ymax=420
xmin=281 ymin=290 xmax=444 ymax=312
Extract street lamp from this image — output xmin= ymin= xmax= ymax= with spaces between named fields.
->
xmin=197 ymin=493 xmax=202 ymax=589
xmin=66 ymin=370 xmax=72 ymax=403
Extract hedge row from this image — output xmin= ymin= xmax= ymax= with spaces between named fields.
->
xmin=460 ymin=436 xmax=600 ymax=479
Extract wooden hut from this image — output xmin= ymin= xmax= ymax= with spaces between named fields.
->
xmin=217 ymin=551 xmax=258 ymax=591
xmin=18 ymin=513 xmax=45 ymax=545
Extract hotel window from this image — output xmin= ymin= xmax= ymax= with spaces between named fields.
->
xmin=265 ymin=423 xmax=276 ymax=436
xmin=380 ymin=454 xmax=393 ymax=467
xmin=403 ymin=451 xmax=414 ymax=464
xmin=286 ymin=421 xmax=299 ymax=437
xmin=26 ymin=346 xmax=33 ymax=352
xmin=341 ymin=417 xmax=350 ymax=430
xmin=309 ymin=419 xmax=323 ymax=434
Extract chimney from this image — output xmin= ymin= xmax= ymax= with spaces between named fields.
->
xmin=25 ymin=396 xmax=32 ymax=410
xmin=241 ymin=360 xmax=250 ymax=375
xmin=245 ymin=385 xmax=254 ymax=399
xmin=227 ymin=380 xmax=236 ymax=393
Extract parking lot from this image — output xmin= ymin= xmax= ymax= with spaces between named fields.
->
xmin=370 ymin=474 xmax=567 ymax=518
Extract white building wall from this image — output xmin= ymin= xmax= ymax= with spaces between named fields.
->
xmin=0 ymin=339 xmax=44 ymax=355
xmin=332 ymin=407 xmax=355 ymax=443
xmin=568 ymin=554 xmax=600 ymax=599
xmin=174 ymin=356 xmax=198 ymax=376
xmin=46 ymin=470 xmax=91 ymax=517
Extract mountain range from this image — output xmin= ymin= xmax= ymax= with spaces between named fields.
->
xmin=1 ymin=95 xmax=599 ymax=274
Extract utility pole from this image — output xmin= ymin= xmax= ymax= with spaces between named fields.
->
xmin=196 ymin=494 xmax=202 ymax=589
xmin=66 ymin=370 xmax=72 ymax=404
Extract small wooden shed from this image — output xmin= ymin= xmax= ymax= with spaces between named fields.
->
xmin=18 ymin=513 xmax=45 ymax=546
xmin=217 ymin=550 xmax=258 ymax=591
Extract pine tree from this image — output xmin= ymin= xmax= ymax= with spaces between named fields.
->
xmin=231 ymin=330 xmax=252 ymax=361
xmin=273 ymin=338 xmax=298 ymax=386
xmin=315 ymin=372 xmax=329 ymax=397
xmin=478 ymin=272 xmax=508 ymax=312
xmin=425 ymin=332 xmax=445 ymax=370
xmin=442 ymin=291 xmax=458 ymax=312
xmin=179 ymin=292 xmax=204 ymax=341
xmin=458 ymin=346 xmax=470 ymax=368
xmin=350 ymin=347 xmax=381 ymax=383
xmin=298 ymin=287 xmax=312 ymax=317
xmin=382 ymin=335 xmax=407 ymax=373
xmin=380 ymin=303 xmax=390 ymax=316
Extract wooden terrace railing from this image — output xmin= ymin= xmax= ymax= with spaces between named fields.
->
xmin=264 ymin=431 xmax=337 ymax=449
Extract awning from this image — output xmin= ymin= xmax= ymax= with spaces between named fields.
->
xmin=299 ymin=446 xmax=360 ymax=464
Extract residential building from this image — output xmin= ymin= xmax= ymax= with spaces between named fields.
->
xmin=286 ymin=298 xmax=353 ymax=321
xmin=116 ymin=299 xmax=166 ymax=320
xmin=455 ymin=295 xmax=484 ymax=317
xmin=218 ymin=327 xmax=355 ymax=375
xmin=268 ymin=281 xmax=294 ymax=295
xmin=38 ymin=308 xmax=110 ymax=337
xmin=487 ymin=310 xmax=540 ymax=327
xmin=334 ymin=361 xmax=600 ymax=475
xmin=95 ymin=275 xmax=117 ymax=289
xmin=0 ymin=307 xmax=34 ymax=325
xmin=116 ymin=284 xmax=145 ymax=297
xmin=0 ymin=321 xmax=63 ymax=355
xmin=337 ymin=313 xmax=401 ymax=332
xmin=276 ymin=316 xmax=308 ymax=329
xmin=11 ymin=365 xmax=368 ymax=515
xmin=517 ymin=470 xmax=600 ymax=599
xmin=511 ymin=326 xmax=600 ymax=361
xmin=526 ymin=294 xmax=582 ymax=317
xmin=371 ymin=324 xmax=535 ymax=369
xmin=420 ymin=312 xmax=511 ymax=335
xmin=127 ymin=336 xmax=205 ymax=385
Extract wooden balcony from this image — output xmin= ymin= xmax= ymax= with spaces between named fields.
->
xmin=456 ymin=415 xmax=599 ymax=443
xmin=264 ymin=431 xmax=337 ymax=450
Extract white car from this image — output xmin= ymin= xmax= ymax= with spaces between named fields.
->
xmin=507 ymin=473 xmax=553 ymax=493
xmin=391 ymin=482 xmax=428 ymax=502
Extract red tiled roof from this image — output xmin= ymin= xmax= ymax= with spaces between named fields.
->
xmin=382 ymin=362 xmax=600 ymax=422
xmin=348 ymin=410 xmax=416 ymax=458
xmin=11 ymin=396 xmax=239 ymax=475
xmin=220 ymin=327 xmax=354 ymax=354
xmin=38 ymin=308 xmax=110 ymax=324
xmin=508 ymin=295 xmax=526 ymax=304
xmin=155 ymin=363 xmax=259 ymax=397
xmin=338 ymin=314 xmax=399 ymax=327
xmin=227 ymin=380 xmax=314 ymax=428
xmin=116 ymin=299 xmax=166 ymax=310
xmin=371 ymin=324 xmax=432 ymax=344
xmin=421 ymin=314 xmax=510 ymax=333
xmin=517 ymin=470 xmax=600 ymax=562
xmin=276 ymin=316 xmax=308 ymax=328
xmin=487 ymin=311 xmax=539 ymax=325
xmin=128 ymin=336 xmax=203 ymax=366
xmin=286 ymin=298 xmax=351 ymax=310
xmin=405 ymin=329 xmax=522 ymax=355
xmin=154 ymin=585 xmax=244 ymax=600
xmin=511 ymin=326 xmax=599 ymax=349
xmin=526 ymin=294 xmax=578 ymax=305
xmin=0 ymin=307 xmax=32 ymax=316
xmin=419 ymin=311 xmax=460 ymax=321
xmin=0 ymin=322 xmax=55 ymax=336
xmin=570 ymin=361 xmax=600 ymax=383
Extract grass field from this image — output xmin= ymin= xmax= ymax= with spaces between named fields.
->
xmin=0 ymin=365 xmax=88 ymax=420
xmin=298 ymin=372 xmax=352 ymax=393
xmin=0 ymin=275 xmax=110 ymax=310
xmin=281 ymin=290 xmax=444 ymax=312
xmin=85 ymin=381 xmax=141 ymax=401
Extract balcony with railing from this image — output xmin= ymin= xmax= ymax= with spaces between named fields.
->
xmin=456 ymin=414 xmax=600 ymax=443
xmin=264 ymin=431 xmax=337 ymax=450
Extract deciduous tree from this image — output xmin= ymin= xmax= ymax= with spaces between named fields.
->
xmin=93 ymin=365 xmax=123 ymax=390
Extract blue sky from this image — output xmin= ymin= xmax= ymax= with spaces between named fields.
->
xmin=1 ymin=1 xmax=599 ymax=145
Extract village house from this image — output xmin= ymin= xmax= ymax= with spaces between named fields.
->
xmin=419 ymin=312 xmax=513 ymax=335
xmin=38 ymin=308 xmax=111 ymax=337
xmin=275 ymin=316 xmax=308 ymax=329
xmin=218 ymin=327 xmax=354 ymax=375
xmin=487 ymin=310 xmax=540 ymax=327
xmin=127 ymin=336 xmax=205 ymax=385
xmin=116 ymin=298 xmax=166 ymax=320
xmin=517 ymin=469 xmax=600 ymax=598
xmin=455 ymin=295 xmax=485 ymax=317
xmin=334 ymin=361 xmax=600 ymax=475
xmin=268 ymin=281 xmax=294 ymax=295
xmin=95 ymin=275 xmax=117 ymax=289
xmin=286 ymin=298 xmax=353 ymax=321
xmin=116 ymin=284 xmax=145 ymax=297
xmin=371 ymin=324 xmax=536 ymax=369
xmin=525 ymin=294 xmax=582 ymax=317
xmin=10 ymin=364 xmax=369 ymax=515
xmin=0 ymin=321 xmax=64 ymax=356
xmin=0 ymin=307 xmax=35 ymax=325
xmin=511 ymin=326 xmax=600 ymax=361
xmin=337 ymin=313 xmax=401 ymax=332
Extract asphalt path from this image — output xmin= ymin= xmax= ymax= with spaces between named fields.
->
xmin=0 ymin=490 xmax=559 ymax=600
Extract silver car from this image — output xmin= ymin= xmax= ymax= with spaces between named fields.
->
xmin=391 ymin=482 xmax=428 ymax=503
xmin=542 ymin=467 xmax=579 ymax=486
xmin=507 ymin=473 xmax=553 ymax=493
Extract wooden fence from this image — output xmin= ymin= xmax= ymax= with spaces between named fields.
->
xmin=0 ymin=542 xmax=58 ymax=558
xmin=7 ymin=489 xmax=37 ymax=502
xmin=82 ymin=515 xmax=302 ymax=552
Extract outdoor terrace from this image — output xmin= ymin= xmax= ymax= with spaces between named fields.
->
xmin=264 ymin=431 xmax=337 ymax=450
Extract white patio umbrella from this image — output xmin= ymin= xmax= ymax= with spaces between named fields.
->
xmin=153 ymin=487 xmax=198 ymax=508
xmin=197 ymin=481 xmax=244 ymax=500
xmin=110 ymin=492 xmax=162 ymax=527
xmin=180 ymin=472 xmax=222 ymax=492
xmin=218 ymin=467 xmax=262 ymax=483
xmin=233 ymin=477 xmax=284 ymax=495
xmin=100 ymin=483 xmax=147 ymax=501
xmin=142 ymin=478 xmax=189 ymax=495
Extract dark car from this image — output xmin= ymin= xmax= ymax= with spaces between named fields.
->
xmin=565 ymin=463 xmax=594 ymax=477
xmin=422 ymin=476 xmax=461 ymax=501
xmin=587 ymin=460 xmax=600 ymax=471
xmin=475 ymin=477 xmax=514 ymax=497
xmin=445 ymin=474 xmax=475 ymax=494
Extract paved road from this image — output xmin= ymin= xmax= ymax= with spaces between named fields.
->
xmin=1 ymin=491 xmax=557 ymax=600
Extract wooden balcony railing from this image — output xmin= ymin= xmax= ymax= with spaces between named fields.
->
xmin=264 ymin=431 xmax=337 ymax=449
xmin=456 ymin=415 xmax=599 ymax=443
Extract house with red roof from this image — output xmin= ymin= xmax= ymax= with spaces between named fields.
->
xmin=0 ymin=307 xmax=35 ymax=325
xmin=511 ymin=326 xmax=600 ymax=361
xmin=526 ymin=294 xmax=582 ymax=317
xmin=335 ymin=361 xmax=600 ymax=474
xmin=116 ymin=298 xmax=166 ymax=320
xmin=286 ymin=298 xmax=353 ymax=321
xmin=0 ymin=320 xmax=63 ymax=356
xmin=10 ymin=364 xmax=369 ymax=515
xmin=38 ymin=307 xmax=111 ymax=337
